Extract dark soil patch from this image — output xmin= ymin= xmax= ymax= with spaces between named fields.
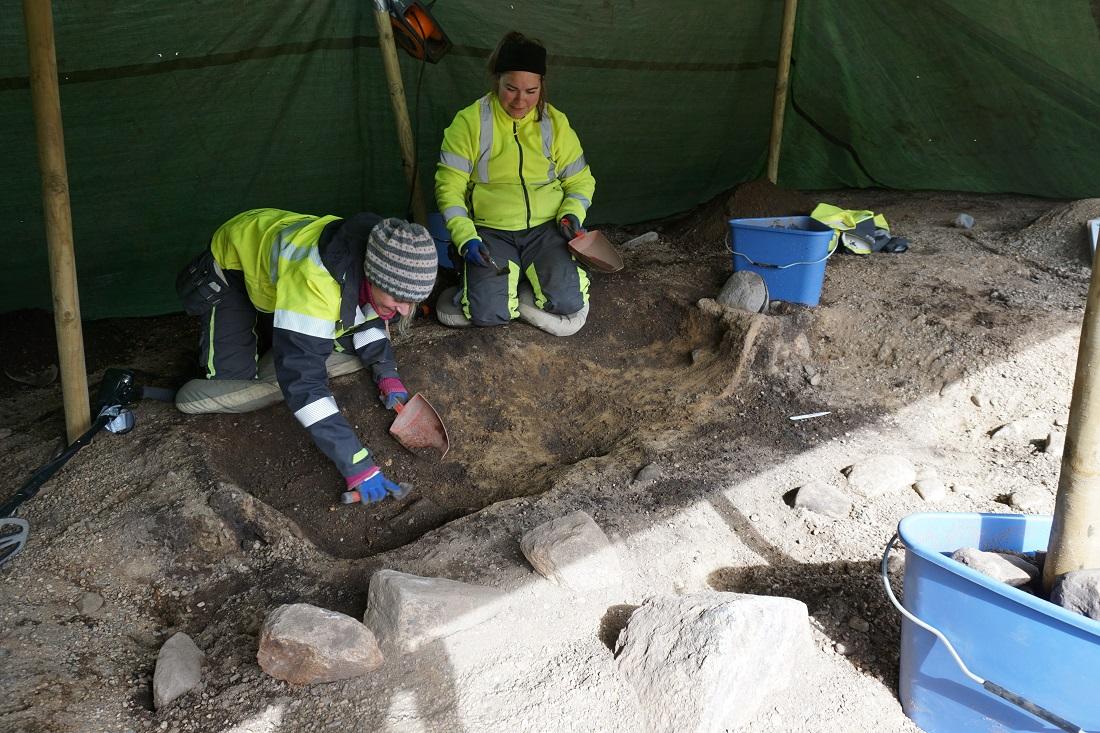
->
xmin=190 ymin=259 xmax=731 ymax=559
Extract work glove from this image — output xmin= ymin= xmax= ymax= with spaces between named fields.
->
xmin=377 ymin=377 xmax=408 ymax=410
xmin=354 ymin=466 xmax=403 ymax=504
xmin=461 ymin=238 xmax=491 ymax=267
xmin=558 ymin=214 xmax=584 ymax=241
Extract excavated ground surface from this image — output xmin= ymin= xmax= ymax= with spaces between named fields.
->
xmin=0 ymin=184 xmax=1097 ymax=732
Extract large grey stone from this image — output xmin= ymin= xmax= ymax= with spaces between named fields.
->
xmin=951 ymin=548 xmax=1038 ymax=588
xmin=364 ymin=570 xmax=505 ymax=653
xmin=716 ymin=271 xmax=769 ymax=314
xmin=153 ymin=632 xmax=204 ymax=709
xmin=257 ymin=603 xmax=383 ymax=685
xmin=1051 ymin=569 xmax=1100 ymax=621
xmin=791 ymin=481 xmax=851 ymax=519
xmin=615 ymin=593 xmax=812 ymax=733
xmin=519 ymin=510 xmax=622 ymax=592
xmin=843 ymin=455 xmax=917 ymax=497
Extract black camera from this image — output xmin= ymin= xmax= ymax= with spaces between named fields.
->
xmin=96 ymin=368 xmax=140 ymax=410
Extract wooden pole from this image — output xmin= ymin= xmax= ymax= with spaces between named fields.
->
xmin=372 ymin=1 xmax=428 ymax=226
xmin=23 ymin=0 xmax=91 ymax=443
xmin=1044 ymin=256 xmax=1100 ymax=592
xmin=766 ymin=0 xmax=798 ymax=184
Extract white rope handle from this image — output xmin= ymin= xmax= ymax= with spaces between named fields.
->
xmin=724 ymin=231 xmax=836 ymax=269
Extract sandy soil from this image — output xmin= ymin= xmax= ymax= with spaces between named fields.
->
xmin=0 ymin=184 xmax=1096 ymax=732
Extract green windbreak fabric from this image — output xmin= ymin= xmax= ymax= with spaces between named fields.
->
xmin=3 ymin=1 xmax=1100 ymax=318
xmin=782 ymin=0 xmax=1100 ymax=193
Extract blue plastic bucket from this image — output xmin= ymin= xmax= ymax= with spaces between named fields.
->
xmin=727 ymin=216 xmax=834 ymax=306
xmin=896 ymin=512 xmax=1100 ymax=732
xmin=427 ymin=212 xmax=455 ymax=270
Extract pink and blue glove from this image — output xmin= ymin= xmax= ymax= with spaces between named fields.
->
xmin=349 ymin=466 xmax=402 ymax=504
xmin=377 ymin=377 xmax=408 ymax=410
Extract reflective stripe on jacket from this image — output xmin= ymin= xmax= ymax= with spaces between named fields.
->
xmin=435 ymin=93 xmax=596 ymax=250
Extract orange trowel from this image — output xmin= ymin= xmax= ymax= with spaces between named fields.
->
xmin=567 ymin=230 xmax=624 ymax=273
xmin=390 ymin=393 xmax=450 ymax=459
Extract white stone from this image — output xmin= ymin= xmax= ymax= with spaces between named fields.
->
xmin=990 ymin=421 xmax=1028 ymax=442
xmin=519 ymin=511 xmax=622 ymax=592
xmin=951 ymin=548 xmax=1038 ymax=587
xmin=1009 ymin=488 xmax=1052 ymax=514
xmin=153 ymin=632 xmax=203 ymax=709
xmin=364 ymin=570 xmax=505 ymax=653
xmin=623 ymin=231 xmax=660 ymax=248
xmin=615 ymin=593 xmax=812 ymax=733
xmin=913 ymin=479 xmax=947 ymax=502
xmin=257 ymin=603 xmax=383 ymax=685
xmin=1044 ymin=431 xmax=1066 ymax=458
xmin=791 ymin=481 xmax=851 ymax=518
xmin=843 ymin=455 xmax=917 ymax=497
xmin=76 ymin=592 xmax=104 ymax=615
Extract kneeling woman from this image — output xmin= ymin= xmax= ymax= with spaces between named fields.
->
xmin=435 ymin=31 xmax=595 ymax=336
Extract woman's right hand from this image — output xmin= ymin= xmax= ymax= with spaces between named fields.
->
xmin=462 ymin=239 xmax=491 ymax=267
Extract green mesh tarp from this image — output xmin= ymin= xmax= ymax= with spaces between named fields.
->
xmin=3 ymin=1 xmax=1099 ymax=318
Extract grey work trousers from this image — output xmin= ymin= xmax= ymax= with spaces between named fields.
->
xmin=461 ymin=221 xmax=589 ymax=326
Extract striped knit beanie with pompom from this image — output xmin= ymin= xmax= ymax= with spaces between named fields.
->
xmin=363 ymin=218 xmax=438 ymax=302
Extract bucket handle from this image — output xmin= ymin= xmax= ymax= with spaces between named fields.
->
xmin=881 ymin=533 xmax=1084 ymax=733
xmin=724 ymin=232 xmax=837 ymax=270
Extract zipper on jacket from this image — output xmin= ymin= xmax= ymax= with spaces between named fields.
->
xmin=513 ymin=121 xmax=532 ymax=229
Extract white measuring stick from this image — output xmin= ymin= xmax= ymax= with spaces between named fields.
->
xmin=789 ymin=411 xmax=831 ymax=421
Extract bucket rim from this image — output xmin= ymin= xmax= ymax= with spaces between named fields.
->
xmin=728 ymin=215 xmax=833 ymax=235
xmin=898 ymin=511 xmax=1100 ymax=636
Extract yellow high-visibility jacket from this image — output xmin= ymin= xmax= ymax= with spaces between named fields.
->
xmin=210 ymin=208 xmax=344 ymax=330
xmin=435 ymin=93 xmax=595 ymax=250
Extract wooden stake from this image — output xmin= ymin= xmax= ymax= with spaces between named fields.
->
xmin=373 ymin=2 xmax=428 ymax=226
xmin=766 ymin=0 xmax=798 ymax=184
xmin=23 ymin=0 xmax=90 ymax=443
xmin=1044 ymin=254 xmax=1100 ymax=592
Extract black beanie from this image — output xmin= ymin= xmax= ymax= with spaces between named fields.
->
xmin=493 ymin=40 xmax=546 ymax=75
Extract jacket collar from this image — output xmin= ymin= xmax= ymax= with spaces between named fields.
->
xmin=319 ymin=213 xmax=381 ymax=329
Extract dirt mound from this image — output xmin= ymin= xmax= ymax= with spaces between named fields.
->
xmin=1019 ymin=198 xmax=1100 ymax=265
xmin=727 ymin=178 xmax=817 ymax=220
xmin=669 ymin=179 xmax=817 ymax=245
